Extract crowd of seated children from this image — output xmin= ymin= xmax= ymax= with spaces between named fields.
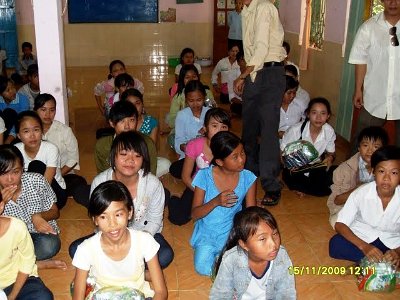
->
xmin=0 ymin=75 xmax=30 ymax=144
xmin=16 ymin=42 xmax=37 ymax=82
xmin=191 ymin=131 xmax=256 ymax=276
xmin=0 ymin=145 xmax=66 ymax=270
xmin=329 ymin=146 xmax=400 ymax=265
xmin=94 ymin=60 xmax=126 ymax=118
xmin=70 ymin=132 xmax=174 ymax=270
xmin=174 ymin=47 xmax=202 ymax=82
xmin=284 ymin=64 xmax=310 ymax=115
xmin=278 ymin=75 xmax=302 ymax=139
xmin=120 ymin=88 xmax=171 ymax=178
xmin=327 ymin=126 xmax=388 ymax=228
xmin=95 ymin=101 xmax=157 ymax=175
xmin=0 ymin=197 xmax=53 ymax=300
xmin=72 ymin=180 xmax=168 ymax=300
xmin=281 ymin=97 xmax=336 ymax=198
xmin=211 ymin=206 xmax=296 ymax=299
xmin=211 ymin=44 xmax=240 ymax=104
xmin=15 ymin=111 xmax=68 ymax=210
xmin=168 ymin=108 xmax=231 ymax=225
xmin=34 ymin=93 xmax=88 ymax=207
xmin=18 ymin=64 xmax=40 ymax=110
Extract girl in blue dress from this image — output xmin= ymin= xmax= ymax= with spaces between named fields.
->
xmin=190 ymin=131 xmax=256 ymax=276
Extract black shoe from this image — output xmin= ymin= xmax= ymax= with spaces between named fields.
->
xmin=261 ymin=191 xmax=281 ymax=206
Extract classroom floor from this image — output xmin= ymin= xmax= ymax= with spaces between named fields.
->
xmin=38 ymin=65 xmax=400 ymax=299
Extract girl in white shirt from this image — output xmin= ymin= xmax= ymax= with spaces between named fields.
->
xmin=15 ymin=111 xmax=68 ymax=209
xmin=280 ymin=97 xmax=336 ymax=198
xmin=329 ymin=146 xmax=400 ymax=265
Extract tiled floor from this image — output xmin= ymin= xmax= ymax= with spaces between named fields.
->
xmin=39 ymin=66 xmax=400 ymax=299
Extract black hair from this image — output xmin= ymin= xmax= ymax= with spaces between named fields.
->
xmin=107 ymin=60 xmax=125 ymax=79
xmin=34 ymin=93 xmax=56 ymax=111
xmin=10 ymin=73 xmax=23 ymax=87
xmin=88 ymin=180 xmax=133 ymax=218
xmin=21 ymin=42 xmax=33 ymax=50
xmin=236 ymin=51 xmax=245 ymax=62
xmin=177 ymin=64 xmax=200 ymax=96
xmin=27 ymin=63 xmax=39 ymax=77
xmin=109 ymin=131 xmax=150 ymax=176
xmin=0 ymin=145 xmax=24 ymax=176
xmin=284 ymin=64 xmax=298 ymax=78
xmin=371 ymin=145 xmax=400 ymax=170
xmin=120 ymin=88 xmax=143 ymax=103
xmin=228 ymin=44 xmax=240 ymax=52
xmin=0 ymin=75 xmax=10 ymax=94
xmin=108 ymin=100 xmax=138 ymax=125
xmin=214 ymin=206 xmax=279 ymax=274
xmin=285 ymin=75 xmax=299 ymax=92
xmin=357 ymin=126 xmax=389 ymax=147
xmin=16 ymin=110 xmax=43 ymax=133
xmin=179 ymin=47 xmax=195 ymax=65
xmin=184 ymin=80 xmax=206 ymax=98
xmin=305 ymin=97 xmax=332 ymax=115
xmin=210 ymin=131 xmax=241 ymax=165
xmin=114 ymin=73 xmax=134 ymax=89
xmin=283 ymin=41 xmax=291 ymax=55
xmin=204 ymin=107 xmax=231 ymax=128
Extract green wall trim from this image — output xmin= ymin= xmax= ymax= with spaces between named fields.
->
xmin=335 ymin=1 xmax=365 ymax=141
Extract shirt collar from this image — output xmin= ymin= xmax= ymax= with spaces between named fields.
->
xmin=242 ymin=0 xmax=259 ymax=15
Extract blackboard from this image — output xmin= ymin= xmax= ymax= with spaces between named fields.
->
xmin=68 ymin=0 xmax=158 ymax=23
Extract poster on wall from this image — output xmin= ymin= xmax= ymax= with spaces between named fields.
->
xmin=217 ymin=11 xmax=225 ymax=26
xmin=176 ymin=0 xmax=203 ymax=3
xmin=227 ymin=0 xmax=235 ymax=9
xmin=68 ymin=0 xmax=158 ymax=23
xmin=217 ymin=0 xmax=226 ymax=9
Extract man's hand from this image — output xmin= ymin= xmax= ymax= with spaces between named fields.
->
xmin=353 ymin=90 xmax=364 ymax=109
xmin=234 ymin=77 xmax=245 ymax=95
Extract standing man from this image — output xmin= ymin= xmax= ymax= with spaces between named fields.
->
xmin=349 ymin=0 xmax=400 ymax=150
xmin=234 ymin=0 xmax=286 ymax=205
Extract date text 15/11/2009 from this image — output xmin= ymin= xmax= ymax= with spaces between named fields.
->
xmin=288 ymin=265 xmax=375 ymax=276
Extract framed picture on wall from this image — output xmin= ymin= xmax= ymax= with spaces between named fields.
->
xmin=217 ymin=0 xmax=226 ymax=9
xmin=217 ymin=11 xmax=225 ymax=26
xmin=227 ymin=0 xmax=235 ymax=9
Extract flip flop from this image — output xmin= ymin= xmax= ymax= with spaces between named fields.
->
xmin=261 ymin=191 xmax=281 ymax=206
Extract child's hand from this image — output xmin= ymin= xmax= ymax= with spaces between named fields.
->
xmin=0 ymin=185 xmax=18 ymax=204
xmin=362 ymin=244 xmax=384 ymax=262
xmin=32 ymin=214 xmax=56 ymax=234
xmin=217 ymin=190 xmax=238 ymax=207
xmin=383 ymin=250 xmax=400 ymax=267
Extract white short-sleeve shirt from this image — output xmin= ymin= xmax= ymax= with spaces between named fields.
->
xmin=279 ymin=101 xmax=304 ymax=132
xmin=15 ymin=140 xmax=66 ymax=189
xmin=280 ymin=121 xmax=336 ymax=156
xmin=336 ymin=182 xmax=400 ymax=249
xmin=72 ymin=228 xmax=159 ymax=298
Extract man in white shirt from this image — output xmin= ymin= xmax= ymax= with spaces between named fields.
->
xmin=349 ymin=0 xmax=400 ymax=150
xmin=234 ymin=0 xmax=286 ymax=206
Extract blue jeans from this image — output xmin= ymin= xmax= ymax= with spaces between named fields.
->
xmin=30 ymin=232 xmax=61 ymax=260
xmin=329 ymin=234 xmax=390 ymax=262
xmin=69 ymin=232 xmax=174 ymax=269
xmin=4 ymin=276 xmax=53 ymax=300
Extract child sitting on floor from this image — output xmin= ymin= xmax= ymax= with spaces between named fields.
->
xmin=210 ymin=206 xmax=296 ymax=299
xmin=0 ymin=199 xmax=53 ymax=300
xmin=329 ymin=145 xmax=400 ymax=265
xmin=327 ymin=126 xmax=388 ymax=228
xmin=278 ymin=75 xmax=301 ymax=139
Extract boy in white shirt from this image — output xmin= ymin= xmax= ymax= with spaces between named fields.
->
xmin=329 ymin=145 xmax=400 ymax=265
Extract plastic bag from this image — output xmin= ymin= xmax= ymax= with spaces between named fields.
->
xmin=88 ymin=286 xmax=145 ymax=300
xmin=357 ymin=257 xmax=397 ymax=292
xmin=282 ymin=140 xmax=319 ymax=169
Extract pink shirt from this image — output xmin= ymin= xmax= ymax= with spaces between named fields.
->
xmin=185 ymin=137 xmax=211 ymax=176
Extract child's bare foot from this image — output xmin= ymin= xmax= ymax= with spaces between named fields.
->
xmin=37 ymin=259 xmax=67 ymax=270
xmin=294 ymin=190 xmax=305 ymax=198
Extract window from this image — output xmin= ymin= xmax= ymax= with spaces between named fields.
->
xmin=309 ymin=0 xmax=326 ymax=50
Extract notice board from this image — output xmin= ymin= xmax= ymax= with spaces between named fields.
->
xmin=68 ymin=0 xmax=158 ymax=23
